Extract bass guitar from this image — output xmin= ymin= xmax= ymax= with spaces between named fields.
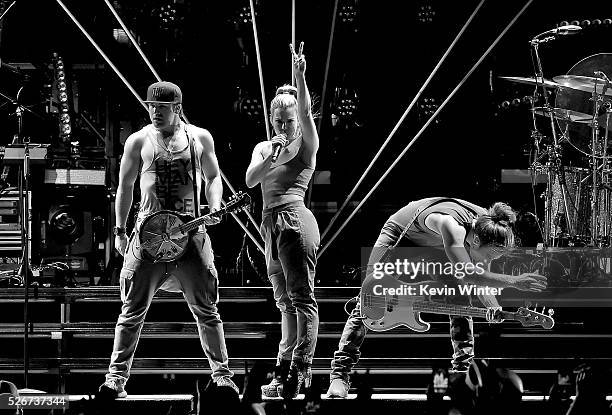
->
xmin=361 ymin=277 xmax=554 ymax=332
xmin=139 ymin=191 xmax=250 ymax=263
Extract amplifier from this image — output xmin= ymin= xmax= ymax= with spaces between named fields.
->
xmin=44 ymin=169 xmax=106 ymax=186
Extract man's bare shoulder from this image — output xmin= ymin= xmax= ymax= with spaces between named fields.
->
xmin=425 ymin=213 xmax=465 ymax=234
xmin=124 ymin=128 xmax=147 ymax=151
xmin=189 ymin=125 xmax=213 ymax=144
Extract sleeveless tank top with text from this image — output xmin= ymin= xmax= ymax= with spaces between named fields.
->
xmin=137 ymin=123 xmax=202 ymax=222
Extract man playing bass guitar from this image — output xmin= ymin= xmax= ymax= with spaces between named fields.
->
xmin=326 ymin=197 xmax=548 ymax=398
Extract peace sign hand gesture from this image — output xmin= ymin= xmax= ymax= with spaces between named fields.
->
xmin=290 ymin=42 xmax=306 ymax=77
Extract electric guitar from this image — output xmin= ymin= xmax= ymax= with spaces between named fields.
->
xmin=361 ymin=276 xmax=555 ymax=332
xmin=139 ymin=192 xmax=250 ymax=263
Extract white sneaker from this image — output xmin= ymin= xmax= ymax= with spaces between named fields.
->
xmin=98 ymin=378 xmax=127 ymax=398
xmin=215 ymin=376 xmax=239 ymax=395
xmin=326 ymin=378 xmax=350 ymax=398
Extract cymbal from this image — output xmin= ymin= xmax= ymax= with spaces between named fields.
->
xmin=553 ymin=75 xmax=612 ymax=96
xmin=531 ymin=106 xmax=592 ymax=122
xmin=499 ymin=76 xmax=560 ymax=88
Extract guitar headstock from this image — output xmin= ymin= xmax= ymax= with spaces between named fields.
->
xmin=225 ymin=191 xmax=252 ymax=214
xmin=513 ymin=306 xmax=555 ymax=329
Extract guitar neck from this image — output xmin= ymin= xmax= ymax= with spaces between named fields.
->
xmin=413 ymin=301 xmax=489 ymax=319
xmin=181 ymin=211 xmax=223 ymax=233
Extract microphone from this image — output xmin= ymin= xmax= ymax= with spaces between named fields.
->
xmin=547 ymin=24 xmax=582 ymax=36
xmin=270 ymin=134 xmax=286 ymax=163
xmin=531 ymin=25 xmax=582 ymax=44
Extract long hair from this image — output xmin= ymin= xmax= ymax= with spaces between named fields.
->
xmin=474 ymin=202 xmax=516 ymax=247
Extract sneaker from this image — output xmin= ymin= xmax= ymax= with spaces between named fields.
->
xmin=261 ymin=360 xmax=291 ymax=398
xmin=261 ymin=377 xmax=282 ymax=398
xmin=98 ymin=378 xmax=127 ymax=399
xmin=277 ymin=362 xmax=311 ymax=400
xmin=326 ymin=378 xmax=350 ymax=398
xmin=215 ymin=376 xmax=240 ymax=396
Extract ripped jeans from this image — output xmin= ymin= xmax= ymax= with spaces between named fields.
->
xmin=106 ymin=230 xmax=233 ymax=386
xmin=260 ymin=201 xmax=320 ymax=366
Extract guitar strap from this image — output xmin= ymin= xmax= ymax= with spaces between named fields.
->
xmin=186 ymin=125 xmax=200 ymax=218
xmin=374 ymin=197 xmax=459 ymax=265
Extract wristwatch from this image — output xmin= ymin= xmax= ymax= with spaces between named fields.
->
xmin=113 ymin=226 xmax=126 ymax=236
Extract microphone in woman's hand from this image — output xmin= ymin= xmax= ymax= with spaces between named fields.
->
xmin=271 ymin=134 xmax=287 ymax=162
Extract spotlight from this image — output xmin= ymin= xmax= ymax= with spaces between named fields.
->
xmin=154 ymin=1 xmax=185 ymax=32
xmin=418 ymin=96 xmax=441 ymax=123
xmin=581 ymin=19 xmax=591 ymax=26
xmin=238 ymin=5 xmax=252 ymax=24
xmin=592 ymin=19 xmax=602 ymax=25
xmin=234 ymin=94 xmax=263 ymax=121
xmin=338 ymin=0 xmax=358 ymax=31
xmin=331 ymin=86 xmax=360 ymax=128
xmin=48 ymin=205 xmax=83 ymax=245
xmin=571 ymin=20 xmax=580 ymax=26
xmin=417 ymin=3 xmax=435 ymax=24
xmin=604 ymin=18 xmax=612 ymax=25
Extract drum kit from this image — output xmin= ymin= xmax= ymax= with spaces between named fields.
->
xmin=500 ymin=26 xmax=612 ymax=248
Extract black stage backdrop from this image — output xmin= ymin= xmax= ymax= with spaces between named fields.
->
xmin=0 ymin=0 xmax=611 ymax=284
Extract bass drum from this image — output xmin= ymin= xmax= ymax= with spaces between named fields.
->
xmin=555 ymin=53 xmax=612 ymax=164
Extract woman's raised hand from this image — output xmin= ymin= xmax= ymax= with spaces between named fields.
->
xmin=290 ymin=42 xmax=306 ymax=76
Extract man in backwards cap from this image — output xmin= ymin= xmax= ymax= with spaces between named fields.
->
xmin=99 ymin=81 xmax=238 ymax=398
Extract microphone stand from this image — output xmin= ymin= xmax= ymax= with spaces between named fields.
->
xmin=0 ymin=87 xmax=43 ymax=388
xmin=530 ymin=38 xmax=574 ymax=246
xmin=10 ymin=87 xmax=34 ymax=388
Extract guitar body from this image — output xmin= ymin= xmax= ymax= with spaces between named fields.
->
xmin=361 ymin=276 xmax=431 ymax=332
xmin=139 ymin=210 xmax=195 ymax=263
xmin=136 ymin=191 xmax=252 ymax=264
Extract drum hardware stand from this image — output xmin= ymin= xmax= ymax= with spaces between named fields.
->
xmin=530 ymin=40 xmax=574 ymax=245
xmin=596 ymin=101 xmax=611 ymax=245
xmin=587 ymin=77 xmax=611 ymax=246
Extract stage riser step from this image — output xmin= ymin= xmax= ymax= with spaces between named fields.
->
xmin=2 ymin=337 xmax=610 ymax=360
xmin=2 ymin=357 xmax=610 ymax=373
xmin=1 ymin=372 xmax=602 ymax=398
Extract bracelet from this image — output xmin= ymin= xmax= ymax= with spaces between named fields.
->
xmin=113 ymin=226 xmax=126 ymax=236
